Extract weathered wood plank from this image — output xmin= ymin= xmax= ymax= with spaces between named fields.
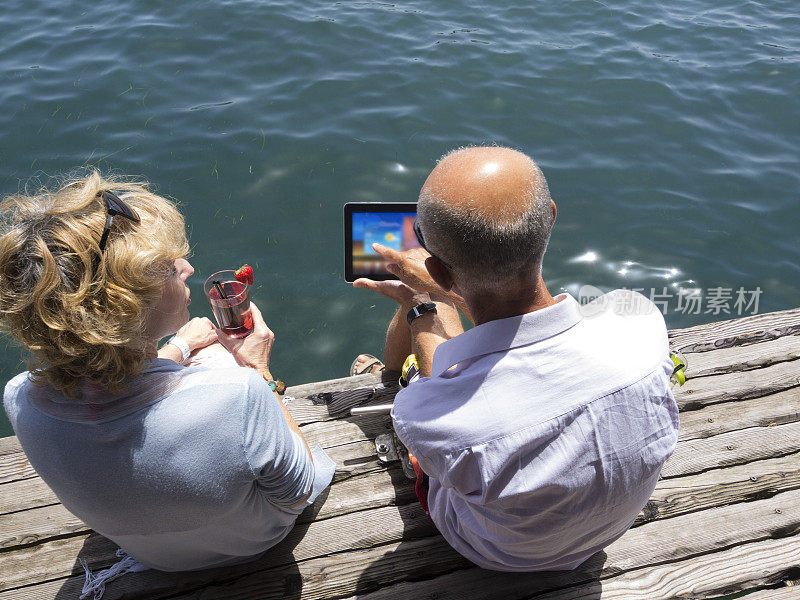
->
xmin=669 ymin=307 xmax=800 ymax=353
xmin=120 ymin=487 xmax=800 ymax=600
xmin=296 ymin=467 xmax=415 ymax=525
xmin=0 ymin=437 xmax=21 ymax=456
xmin=0 ymin=451 xmax=36 ymax=485
xmin=0 ymin=501 xmax=436 ymax=593
xmin=284 ymin=373 xmax=399 ymax=426
xmin=301 ymin=413 xmax=392 ymax=450
xmin=3 ymin=484 xmax=800 ymax=599
xmin=346 ymin=536 xmax=800 ymax=600
xmin=641 ymin=452 xmax=800 ymax=524
xmin=0 ymin=477 xmax=59 ymax=516
xmin=290 ymin=351 xmax=800 ymax=423
xmin=0 ymin=537 xmax=468 ymax=600
xmin=663 ymin=420 xmax=800 ymax=478
xmin=0 ymin=467 xmax=416 ymax=550
xmin=534 ymin=540 xmax=800 ymax=599
xmin=684 ymin=335 xmax=800 ymax=378
xmin=674 ymin=358 xmax=800 ymax=411
xmin=679 ymin=387 xmax=800 ymax=441
xmin=0 ymin=505 xmax=85 ymax=549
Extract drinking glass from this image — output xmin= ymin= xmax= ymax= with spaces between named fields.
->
xmin=203 ymin=270 xmax=254 ymax=338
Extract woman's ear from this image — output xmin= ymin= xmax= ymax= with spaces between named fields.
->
xmin=426 ymin=256 xmax=454 ymax=292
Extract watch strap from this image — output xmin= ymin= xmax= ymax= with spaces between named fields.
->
xmin=167 ymin=335 xmax=191 ymax=364
xmin=406 ymin=302 xmax=437 ymax=326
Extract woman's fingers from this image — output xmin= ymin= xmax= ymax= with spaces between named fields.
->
xmin=248 ymin=301 xmax=274 ymax=339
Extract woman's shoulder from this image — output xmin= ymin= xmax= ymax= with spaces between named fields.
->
xmin=4 ymin=371 xmax=33 ymax=395
xmin=160 ymin=364 xmax=268 ymax=417
xmin=174 ymin=364 xmax=264 ymax=396
xmin=3 ymin=371 xmax=34 ymax=426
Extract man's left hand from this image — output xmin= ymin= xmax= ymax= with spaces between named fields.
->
xmin=352 ymin=278 xmax=431 ymax=311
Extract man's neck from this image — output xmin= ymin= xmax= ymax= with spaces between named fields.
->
xmin=465 ymin=277 xmax=558 ymax=326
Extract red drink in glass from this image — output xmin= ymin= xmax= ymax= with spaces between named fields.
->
xmin=204 ymin=270 xmax=254 ymax=338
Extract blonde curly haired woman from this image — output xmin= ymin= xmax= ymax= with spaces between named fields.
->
xmin=0 ymin=172 xmax=334 ymax=590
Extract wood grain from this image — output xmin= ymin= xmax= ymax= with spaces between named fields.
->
xmin=3 ymin=484 xmax=799 ymax=599
xmin=344 ymin=536 xmax=800 ymax=600
xmin=683 ymin=334 xmax=800 ymax=378
xmin=284 ymin=373 xmax=400 ymax=426
xmin=641 ymin=453 xmax=800 ymax=524
xmin=127 ymin=487 xmax=800 ymax=600
xmin=0 ymin=451 xmax=36 ymax=486
xmin=674 ymin=358 xmax=800 ymax=411
xmin=669 ymin=307 xmax=800 ymax=353
xmin=662 ymin=420 xmax=800 ymax=478
xmin=0 ymin=437 xmax=22 ymax=457
xmin=678 ymin=386 xmax=800 ymax=441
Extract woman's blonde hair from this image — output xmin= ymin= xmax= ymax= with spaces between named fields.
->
xmin=0 ymin=170 xmax=189 ymax=397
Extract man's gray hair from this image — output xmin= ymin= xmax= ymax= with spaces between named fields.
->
xmin=418 ymin=157 xmax=554 ymax=289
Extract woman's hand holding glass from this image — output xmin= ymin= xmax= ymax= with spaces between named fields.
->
xmin=215 ymin=302 xmax=274 ymax=373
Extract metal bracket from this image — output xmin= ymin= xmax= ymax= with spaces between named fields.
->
xmin=351 ymin=404 xmax=416 ymax=480
xmin=374 ymin=432 xmax=416 ymax=480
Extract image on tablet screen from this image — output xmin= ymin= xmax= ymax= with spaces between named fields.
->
xmin=352 ymin=211 xmax=420 ymax=276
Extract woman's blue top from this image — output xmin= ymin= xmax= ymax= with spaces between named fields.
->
xmin=3 ymin=358 xmax=335 ymax=571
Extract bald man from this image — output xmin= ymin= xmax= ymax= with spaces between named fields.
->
xmin=354 ymin=146 xmax=678 ymax=572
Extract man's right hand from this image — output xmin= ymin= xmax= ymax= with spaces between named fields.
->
xmin=371 ymin=243 xmax=472 ymax=322
xmin=371 ymin=244 xmax=443 ymax=296
xmin=216 ymin=301 xmax=274 ymax=373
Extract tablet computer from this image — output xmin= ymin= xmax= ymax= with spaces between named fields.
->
xmin=344 ymin=202 xmax=420 ymax=282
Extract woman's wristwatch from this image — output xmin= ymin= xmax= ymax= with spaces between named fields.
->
xmin=166 ymin=335 xmax=191 ymax=364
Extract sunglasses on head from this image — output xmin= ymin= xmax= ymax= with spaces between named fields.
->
xmin=98 ymin=190 xmax=140 ymax=252
xmin=413 ymin=219 xmax=453 ymax=269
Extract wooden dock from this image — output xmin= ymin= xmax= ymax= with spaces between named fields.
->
xmin=1 ymin=307 xmax=800 ymax=599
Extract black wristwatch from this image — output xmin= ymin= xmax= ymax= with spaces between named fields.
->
xmin=407 ymin=302 xmax=437 ymax=326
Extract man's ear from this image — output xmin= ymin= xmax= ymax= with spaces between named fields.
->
xmin=551 ymin=200 xmax=557 ymax=222
xmin=426 ymin=256 xmax=454 ymax=292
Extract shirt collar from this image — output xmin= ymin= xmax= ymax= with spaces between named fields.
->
xmin=431 ymin=293 xmax=583 ymax=377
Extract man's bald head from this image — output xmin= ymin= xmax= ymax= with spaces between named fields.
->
xmin=418 ymin=146 xmax=555 ymax=290
xmin=421 ymin=146 xmax=546 ymax=224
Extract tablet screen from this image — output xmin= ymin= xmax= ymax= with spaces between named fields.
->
xmin=344 ymin=203 xmax=420 ymax=281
